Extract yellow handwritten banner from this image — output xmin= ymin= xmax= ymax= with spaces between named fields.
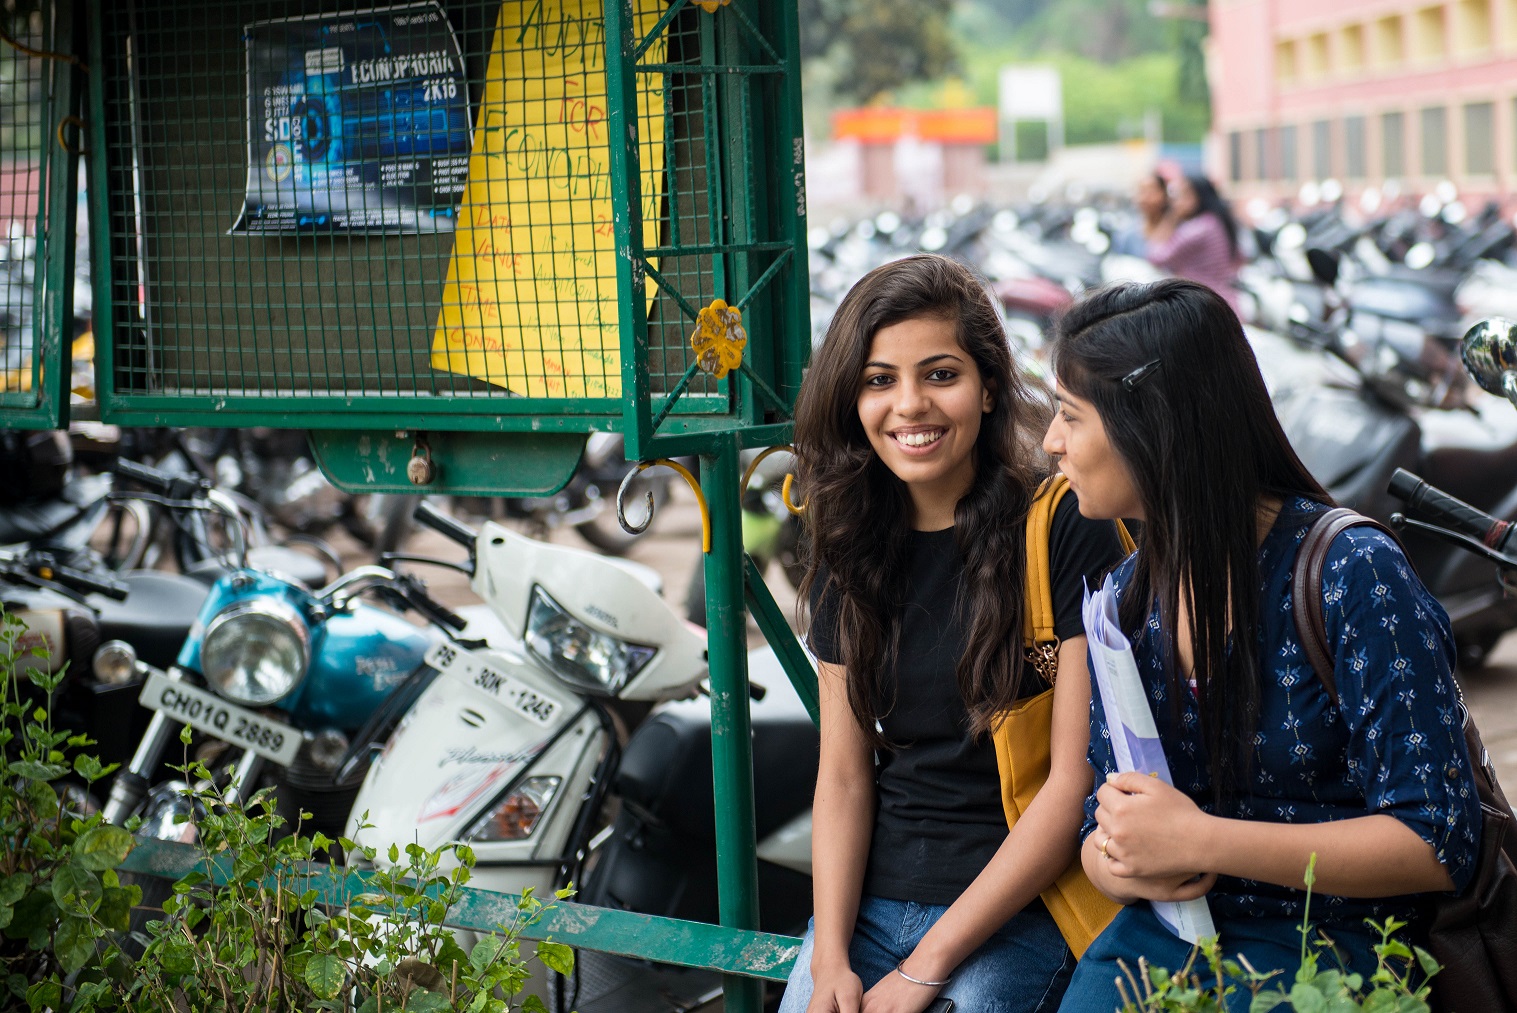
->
xmin=431 ymin=0 xmax=665 ymax=398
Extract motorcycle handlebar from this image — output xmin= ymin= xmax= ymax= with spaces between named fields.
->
xmin=52 ymin=562 xmax=130 ymax=601
xmin=395 ymin=573 xmax=467 ymax=632
xmin=413 ymin=500 xmax=477 ymax=549
xmin=113 ymin=457 xmax=207 ymax=499
xmin=1388 ymin=468 xmax=1517 ymax=556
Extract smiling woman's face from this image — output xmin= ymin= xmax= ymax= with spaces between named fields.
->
xmin=856 ymin=315 xmax=992 ymax=530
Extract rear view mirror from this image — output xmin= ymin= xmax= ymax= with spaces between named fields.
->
xmin=1461 ymin=318 xmax=1517 ymax=407
xmin=1305 ymin=247 xmax=1340 ymax=287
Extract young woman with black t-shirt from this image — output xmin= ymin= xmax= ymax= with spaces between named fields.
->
xmin=777 ymin=255 xmax=1128 ymax=1013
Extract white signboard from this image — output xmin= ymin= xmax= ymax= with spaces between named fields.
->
xmin=998 ymin=65 xmax=1063 ymax=121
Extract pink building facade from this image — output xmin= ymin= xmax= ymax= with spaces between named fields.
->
xmin=1210 ymin=0 xmax=1517 ymax=203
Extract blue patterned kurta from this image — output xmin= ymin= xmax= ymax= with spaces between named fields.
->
xmin=1082 ymin=498 xmax=1480 ymax=925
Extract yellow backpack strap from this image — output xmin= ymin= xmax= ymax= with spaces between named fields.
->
xmin=1023 ymin=475 xmax=1070 ymax=684
xmin=1023 ymin=474 xmax=1136 ymax=685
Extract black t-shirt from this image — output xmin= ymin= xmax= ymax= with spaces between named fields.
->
xmin=807 ymin=494 xmax=1128 ymax=905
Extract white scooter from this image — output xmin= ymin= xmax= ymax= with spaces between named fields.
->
xmin=344 ymin=502 xmax=817 ymax=1012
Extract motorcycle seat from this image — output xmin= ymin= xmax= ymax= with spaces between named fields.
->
xmin=614 ymin=691 xmax=819 ymax=843
xmin=0 ymin=497 xmax=93 ymax=546
xmin=91 ymin=571 xmax=210 ymax=671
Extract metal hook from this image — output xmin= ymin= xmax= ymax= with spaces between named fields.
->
xmin=781 ymin=473 xmax=807 ymax=516
xmin=617 ymin=458 xmax=711 ymax=552
xmin=740 ymin=445 xmax=794 ymax=498
xmin=56 ymin=115 xmax=85 ymax=156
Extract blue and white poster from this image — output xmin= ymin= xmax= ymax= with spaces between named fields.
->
xmin=231 ymin=2 xmax=472 ymax=234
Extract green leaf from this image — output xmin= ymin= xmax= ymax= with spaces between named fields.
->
xmin=1250 ymin=992 xmax=1290 ymax=1012
xmin=51 ymin=865 xmax=103 ymax=914
xmin=53 ymin=914 xmax=96 ymax=975
xmin=9 ymin=759 xmax=67 ymax=781
xmin=72 ymin=754 xmax=104 ymax=782
xmin=471 ymin=936 xmax=505 ymax=971
xmin=1289 ymin=983 xmax=1327 ymax=1013
xmin=0 ymin=873 xmax=30 ymax=907
xmin=159 ymin=932 xmax=196 ymax=975
xmin=304 ymin=953 xmax=346 ymax=999
xmin=97 ymin=885 xmax=136 ymax=932
xmin=536 ymin=940 xmax=574 ymax=976
xmin=1413 ymin=946 xmax=1440 ymax=977
xmin=6 ymin=890 xmax=58 ymax=940
xmin=521 ymin=996 xmax=550 ymax=1013
xmin=357 ymin=998 xmax=380 ymax=1013
xmin=25 ymin=980 xmax=61 ymax=1013
xmin=408 ymin=991 xmax=453 ymax=1013
xmin=73 ymin=824 xmax=135 ymax=871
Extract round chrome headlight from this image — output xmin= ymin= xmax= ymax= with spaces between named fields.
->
xmin=201 ymin=600 xmax=309 ymax=706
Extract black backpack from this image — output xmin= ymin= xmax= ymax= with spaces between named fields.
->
xmin=1292 ymin=507 xmax=1517 ymax=1013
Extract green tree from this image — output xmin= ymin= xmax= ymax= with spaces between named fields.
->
xmin=798 ymin=0 xmax=958 ymax=103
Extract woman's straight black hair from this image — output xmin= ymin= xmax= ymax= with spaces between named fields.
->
xmin=1049 ymin=279 xmax=1329 ymax=800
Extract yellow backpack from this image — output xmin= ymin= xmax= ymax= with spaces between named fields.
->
xmin=990 ymin=473 xmax=1134 ymax=958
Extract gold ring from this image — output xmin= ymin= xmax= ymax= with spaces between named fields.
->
xmin=1099 ymin=836 xmax=1111 ymax=860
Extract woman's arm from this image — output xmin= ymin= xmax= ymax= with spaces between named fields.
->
xmin=808 ymin=659 xmax=878 ymax=1013
xmin=861 ymin=636 xmax=1095 ymax=1013
xmin=1088 ymin=773 xmax=1452 ymax=897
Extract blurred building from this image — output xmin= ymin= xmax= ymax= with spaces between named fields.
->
xmin=1210 ymin=0 xmax=1515 ymax=203
xmin=826 ymin=107 xmax=998 ymax=211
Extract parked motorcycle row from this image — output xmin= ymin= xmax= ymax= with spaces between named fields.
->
xmin=8 ymin=178 xmax=1517 ymax=1012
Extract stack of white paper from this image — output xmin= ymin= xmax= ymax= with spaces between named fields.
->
xmin=1083 ymin=573 xmax=1216 ymax=944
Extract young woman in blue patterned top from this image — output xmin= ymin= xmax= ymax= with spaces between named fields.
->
xmin=1040 ymin=280 xmax=1481 ymax=1013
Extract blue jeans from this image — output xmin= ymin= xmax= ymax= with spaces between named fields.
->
xmin=778 ymin=894 xmax=1075 ymax=1013
xmin=1056 ymin=904 xmax=1382 ymax=1013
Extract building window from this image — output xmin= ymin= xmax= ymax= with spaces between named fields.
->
xmin=1255 ymin=126 xmax=1270 ymax=180
xmin=1304 ymin=33 xmax=1330 ymax=78
xmin=1382 ymin=111 xmax=1406 ymax=177
xmin=1420 ymin=106 xmax=1448 ymax=176
xmin=1280 ymin=125 xmax=1299 ymax=180
xmin=1374 ymin=15 xmax=1405 ymax=67
xmin=1229 ymin=131 xmax=1244 ymax=183
xmin=1276 ymin=40 xmax=1298 ymax=83
xmin=1465 ymin=102 xmax=1495 ymax=175
xmin=1413 ymin=6 xmax=1446 ymax=61
xmin=1340 ymin=24 xmax=1366 ymax=72
xmin=1345 ymin=116 xmax=1367 ymax=178
xmin=1312 ymin=120 xmax=1333 ymax=179
xmin=1453 ymin=0 xmax=1492 ymax=53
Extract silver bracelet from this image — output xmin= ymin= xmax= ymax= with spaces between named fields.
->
xmin=893 ymin=961 xmax=949 ymax=988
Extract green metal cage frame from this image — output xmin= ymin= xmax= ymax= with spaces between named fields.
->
xmin=0 ymin=2 xmax=80 ymax=430
xmin=82 ymin=0 xmax=808 ymax=462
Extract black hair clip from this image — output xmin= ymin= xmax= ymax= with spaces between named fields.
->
xmin=1121 ymin=359 xmax=1162 ymax=391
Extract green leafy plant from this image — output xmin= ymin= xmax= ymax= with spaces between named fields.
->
xmin=0 ymin=607 xmax=569 ymax=1012
xmin=1116 ymin=856 xmax=1439 ymax=1013
xmin=0 ymin=610 xmax=138 ymax=1011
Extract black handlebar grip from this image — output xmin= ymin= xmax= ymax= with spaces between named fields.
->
xmin=112 ymin=457 xmax=177 ymax=493
xmin=1388 ymin=468 xmax=1517 ymax=555
xmin=52 ymin=563 xmax=130 ymax=601
xmin=413 ymin=500 xmax=477 ymax=548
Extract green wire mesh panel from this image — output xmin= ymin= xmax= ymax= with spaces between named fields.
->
xmin=0 ymin=5 xmax=77 ymax=428
xmin=86 ymin=0 xmax=807 ymax=448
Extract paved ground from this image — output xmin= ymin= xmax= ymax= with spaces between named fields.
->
xmin=362 ymin=484 xmax=1517 ymax=783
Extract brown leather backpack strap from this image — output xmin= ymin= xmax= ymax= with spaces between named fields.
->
xmin=1291 ymin=507 xmax=1403 ymax=706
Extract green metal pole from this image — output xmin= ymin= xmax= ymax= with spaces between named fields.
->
xmin=701 ymin=436 xmax=764 ymax=1013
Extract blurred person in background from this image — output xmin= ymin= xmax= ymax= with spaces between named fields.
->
xmin=1109 ymin=172 xmax=1170 ymax=257
xmin=1145 ymin=175 xmax=1242 ymax=314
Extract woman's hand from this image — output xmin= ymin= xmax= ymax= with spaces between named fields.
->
xmin=807 ymin=959 xmax=866 ymax=1013
xmin=1092 ymin=771 xmax=1217 ymax=896
xmin=860 ymin=968 xmax=944 ymax=1013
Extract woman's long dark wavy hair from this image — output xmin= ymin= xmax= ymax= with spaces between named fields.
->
xmin=1049 ymin=279 xmax=1328 ymax=800
xmin=794 ymin=254 xmax=1054 ymax=747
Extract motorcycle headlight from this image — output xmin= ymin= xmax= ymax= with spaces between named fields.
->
xmin=524 ymin=586 xmax=656 ymax=695
xmin=201 ymin=600 xmax=309 ymax=706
